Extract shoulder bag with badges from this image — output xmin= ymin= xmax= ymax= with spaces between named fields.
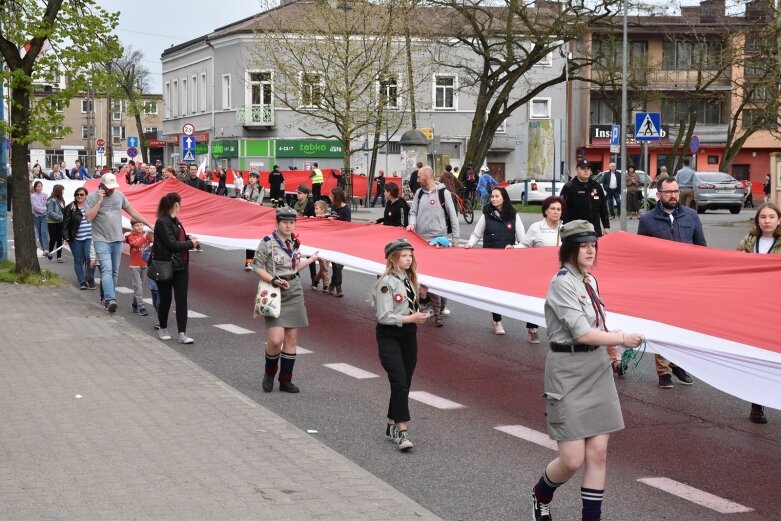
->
xmin=253 ymin=240 xmax=282 ymax=318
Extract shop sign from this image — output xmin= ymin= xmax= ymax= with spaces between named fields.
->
xmin=147 ymin=139 xmax=166 ymax=147
xmin=590 ymin=124 xmax=669 ymax=145
xmin=275 ymin=139 xmax=343 ymax=158
xmin=163 ymin=132 xmax=210 ymax=145
xmin=195 ymin=142 xmax=208 ymax=155
xmin=212 ymin=139 xmax=239 ymax=159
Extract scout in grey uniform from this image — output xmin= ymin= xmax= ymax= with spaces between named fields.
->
xmin=530 ymin=220 xmax=644 ymax=521
xmin=253 ymin=207 xmax=320 ymax=394
xmin=372 ymin=239 xmax=428 ymax=451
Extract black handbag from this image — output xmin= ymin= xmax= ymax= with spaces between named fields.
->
xmin=147 ymin=255 xmax=173 ymax=281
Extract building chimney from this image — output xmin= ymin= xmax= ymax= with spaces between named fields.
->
xmin=699 ymin=0 xmax=726 ymax=22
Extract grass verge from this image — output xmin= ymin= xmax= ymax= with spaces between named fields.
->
xmin=0 ymin=260 xmax=67 ymax=286
xmin=512 ymin=203 xmax=543 ymax=214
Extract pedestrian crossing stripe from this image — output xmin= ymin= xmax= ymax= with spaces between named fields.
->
xmin=182 ymin=150 xmax=196 ymax=161
xmin=637 ymin=113 xmax=660 ymax=138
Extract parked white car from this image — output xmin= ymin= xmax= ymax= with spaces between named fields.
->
xmin=505 ymin=179 xmax=565 ymax=203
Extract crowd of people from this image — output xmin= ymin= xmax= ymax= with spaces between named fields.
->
xmin=20 ymin=156 xmax=778 ymax=521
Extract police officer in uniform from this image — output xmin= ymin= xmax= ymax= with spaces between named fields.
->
xmin=530 ymin=220 xmax=643 ymax=521
xmin=560 ymin=160 xmax=610 ymax=237
xmin=253 ymin=207 xmax=320 ymax=393
xmin=372 ymin=239 xmax=428 ymax=451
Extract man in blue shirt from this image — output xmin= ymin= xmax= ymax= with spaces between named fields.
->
xmin=674 ymin=158 xmax=696 ymax=209
xmin=69 ymin=159 xmax=92 ymax=180
xmin=638 ymin=177 xmax=706 ymax=389
xmin=476 ymin=166 xmax=498 ymax=207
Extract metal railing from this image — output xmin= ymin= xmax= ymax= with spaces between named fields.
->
xmin=236 ymin=104 xmax=275 ymax=126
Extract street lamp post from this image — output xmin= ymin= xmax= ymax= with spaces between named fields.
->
xmin=619 ymin=0 xmax=629 ymax=232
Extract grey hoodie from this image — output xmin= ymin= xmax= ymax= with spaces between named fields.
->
xmin=409 ymin=182 xmax=460 ymax=242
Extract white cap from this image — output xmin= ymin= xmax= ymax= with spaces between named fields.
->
xmin=101 ymin=173 xmax=120 ymax=189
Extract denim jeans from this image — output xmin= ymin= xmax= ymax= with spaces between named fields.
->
xmin=93 ymin=240 xmax=123 ymax=301
xmin=480 ymin=193 xmax=490 ymax=207
xmin=371 ymin=192 xmax=386 ymax=208
xmin=70 ymin=238 xmax=95 ymax=285
xmin=33 ymin=214 xmax=49 ymax=251
xmin=606 ymin=189 xmax=621 ymax=217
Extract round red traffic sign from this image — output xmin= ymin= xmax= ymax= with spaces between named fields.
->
xmin=182 ymin=123 xmax=195 ymax=136
xmin=96 ymin=138 xmax=106 ymax=147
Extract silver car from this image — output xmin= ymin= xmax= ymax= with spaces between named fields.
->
xmin=693 ymin=172 xmax=744 ymax=214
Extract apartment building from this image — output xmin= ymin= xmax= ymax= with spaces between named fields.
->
xmin=160 ymin=1 xmax=568 ymax=182
xmin=573 ymin=0 xmax=780 ymax=187
xmin=28 ymin=91 xmax=164 ymax=170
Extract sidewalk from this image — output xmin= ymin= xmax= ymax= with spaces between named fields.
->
xmin=0 ymin=284 xmax=442 ymax=521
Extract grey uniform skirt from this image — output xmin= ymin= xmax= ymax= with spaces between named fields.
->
xmin=543 ymin=347 xmax=624 ymax=441
xmin=264 ymin=277 xmax=308 ymax=329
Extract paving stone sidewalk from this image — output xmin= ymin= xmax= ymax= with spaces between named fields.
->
xmin=0 ymin=284 xmax=441 ymax=521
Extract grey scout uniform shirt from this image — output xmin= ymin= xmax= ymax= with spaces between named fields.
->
xmin=252 ymin=234 xmax=300 ymax=279
xmin=375 ymin=272 xmax=417 ymax=327
xmin=544 ymin=262 xmax=604 ymax=344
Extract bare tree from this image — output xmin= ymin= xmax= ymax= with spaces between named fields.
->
xmin=0 ymin=0 xmax=120 ymax=274
xmin=424 ymin=0 xmax=621 ymax=171
xmin=106 ymin=46 xmax=152 ymax=163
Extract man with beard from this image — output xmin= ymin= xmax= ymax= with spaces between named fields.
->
xmin=637 ymin=177 xmax=705 ymax=389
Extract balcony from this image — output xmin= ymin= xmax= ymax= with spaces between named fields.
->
xmin=645 ymin=69 xmax=731 ymax=90
xmin=667 ymin=124 xmax=728 ymax=143
xmin=236 ymin=104 xmax=275 ymax=127
xmin=489 ymin=134 xmax=516 ymax=152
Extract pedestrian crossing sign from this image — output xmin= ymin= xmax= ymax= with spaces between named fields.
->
xmin=634 ymin=112 xmax=661 ymax=142
xmin=182 ymin=150 xmax=196 ymax=161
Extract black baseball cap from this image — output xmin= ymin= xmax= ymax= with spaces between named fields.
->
xmin=576 ymin=160 xmax=590 ymax=169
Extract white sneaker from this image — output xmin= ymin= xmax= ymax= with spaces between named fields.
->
xmin=244 ymin=262 xmax=252 ymax=271
xmin=528 ymin=328 xmax=540 ymax=344
xmin=158 ymin=328 xmax=172 ymax=341
xmin=397 ymin=430 xmax=413 ymax=451
xmin=177 ymin=333 xmax=194 ymax=344
xmin=441 ymin=307 xmax=451 ymax=316
xmin=493 ymin=321 xmax=506 ymax=335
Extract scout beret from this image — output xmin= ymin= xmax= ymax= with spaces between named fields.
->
xmin=276 ymin=206 xmax=298 ymax=221
xmin=560 ymin=220 xmax=597 ymax=243
xmin=249 ymin=171 xmax=259 ymax=178
xmin=576 ymin=159 xmax=590 ymax=169
xmin=297 ymin=184 xmax=311 ymax=194
xmin=384 ymin=238 xmax=414 ymax=258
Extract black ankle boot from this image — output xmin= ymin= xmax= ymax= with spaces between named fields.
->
xmin=750 ymin=403 xmax=767 ymax=424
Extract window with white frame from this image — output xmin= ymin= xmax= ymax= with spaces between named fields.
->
xmin=111 ymin=125 xmax=126 ymax=145
xmin=534 ymin=52 xmax=553 ymax=67
xmin=191 ymin=75 xmax=197 ymax=114
xmin=378 ymin=76 xmax=400 ymax=109
xmin=111 ymin=99 xmax=123 ymax=120
xmin=81 ymin=126 xmax=95 ymax=139
xmin=182 ymin=78 xmax=188 ymax=115
xmin=143 ymin=101 xmax=158 ymax=114
xmin=530 ymin=98 xmax=551 ymax=119
xmin=144 ymin=127 xmax=158 ymax=134
xmin=52 ymin=126 xmax=64 ymax=139
xmin=248 ymin=71 xmax=273 ymax=107
xmin=164 ymin=82 xmax=171 ymax=118
xmin=51 ymin=99 xmax=65 ymax=112
xmin=172 ymin=80 xmax=178 ymax=117
xmin=200 ymin=72 xmax=207 ymax=112
xmin=221 ymin=74 xmax=231 ymax=110
xmin=81 ymin=99 xmax=94 ymax=113
xmin=433 ymin=74 xmax=456 ymax=110
xmin=300 ymin=72 xmax=323 ymax=108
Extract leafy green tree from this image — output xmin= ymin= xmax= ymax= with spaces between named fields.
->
xmin=105 ymin=46 xmax=152 ymax=164
xmin=0 ymin=0 xmax=120 ymax=274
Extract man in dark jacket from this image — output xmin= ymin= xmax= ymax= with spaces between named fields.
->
xmin=638 ymin=177 xmax=706 ymax=389
xmin=182 ymin=164 xmax=208 ymax=191
xmin=559 ymin=159 xmax=610 ymax=236
xmin=601 ymin=162 xmax=621 ymax=219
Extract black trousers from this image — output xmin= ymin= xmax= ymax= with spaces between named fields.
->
xmin=330 ymin=263 xmax=343 ymax=288
xmin=312 ymin=182 xmax=323 ymax=201
xmin=47 ymin=222 xmax=64 ymax=258
xmin=377 ymin=323 xmax=417 ymax=423
xmin=157 ymin=266 xmax=189 ymax=332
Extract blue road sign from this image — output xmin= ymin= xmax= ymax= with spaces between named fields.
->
xmin=610 ymin=124 xmax=620 ymax=147
xmin=634 ymin=112 xmax=661 ymax=142
xmin=127 ymin=136 xmax=139 ymax=148
xmin=689 ymin=135 xmax=700 ymax=154
xmin=97 ymin=146 xmax=105 ymax=154
xmin=127 ymin=146 xmax=138 ymax=158
xmin=181 ymin=135 xmax=196 ymax=162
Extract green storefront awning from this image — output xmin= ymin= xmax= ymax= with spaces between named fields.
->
xmin=275 ymin=139 xmax=343 ymax=158
xmin=212 ymin=139 xmax=239 ymax=159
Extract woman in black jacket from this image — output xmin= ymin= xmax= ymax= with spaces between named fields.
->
xmin=153 ymin=192 xmax=199 ymax=344
xmin=326 ymin=187 xmax=351 ymax=297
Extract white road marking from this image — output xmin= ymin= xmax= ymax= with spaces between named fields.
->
xmin=495 ymin=425 xmax=558 ymax=451
xmin=344 ymin=266 xmax=376 ymax=275
xmin=187 ymin=310 xmax=207 ymax=318
xmin=143 ymin=298 xmax=153 ymax=305
xmin=637 ymin=477 xmax=753 ymax=514
xmin=214 ymin=323 xmax=255 ymax=335
xmin=115 ymin=286 xmax=134 ymax=294
xmin=408 ymin=391 xmax=464 ymax=410
xmin=323 ymin=363 xmax=379 ymax=380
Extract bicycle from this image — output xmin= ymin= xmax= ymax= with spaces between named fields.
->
xmin=463 ymin=188 xmax=478 ymax=210
xmin=454 ymin=193 xmax=474 ymax=224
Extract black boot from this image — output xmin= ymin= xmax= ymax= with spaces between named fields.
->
xmin=262 ymin=373 xmax=274 ymax=393
xmin=279 ymin=381 xmax=300 ymax=393
xmin=750 ymin=403 xmax=767 ymax=424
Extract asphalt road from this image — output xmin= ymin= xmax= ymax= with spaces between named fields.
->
xmin=11 ymin=207 xmax=780 ymax=521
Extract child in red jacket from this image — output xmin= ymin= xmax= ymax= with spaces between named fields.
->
xmin=125 ymin=220 xmax=153 ymax=316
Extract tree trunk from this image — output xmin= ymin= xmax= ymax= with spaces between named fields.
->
xmin=10 ymin=88 xmax=40 ymax=274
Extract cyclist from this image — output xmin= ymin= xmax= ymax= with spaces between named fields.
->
xmin=460 ymin=163 xmax=478 ymax=205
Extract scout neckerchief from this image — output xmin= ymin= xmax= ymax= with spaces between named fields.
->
xmin=393 ymin=272 xmax=419 ymax=313
xmin=272 ymin=230 xmax=298 ymax=270
xmin=565 ymin=266 xmax=606 ymax=331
